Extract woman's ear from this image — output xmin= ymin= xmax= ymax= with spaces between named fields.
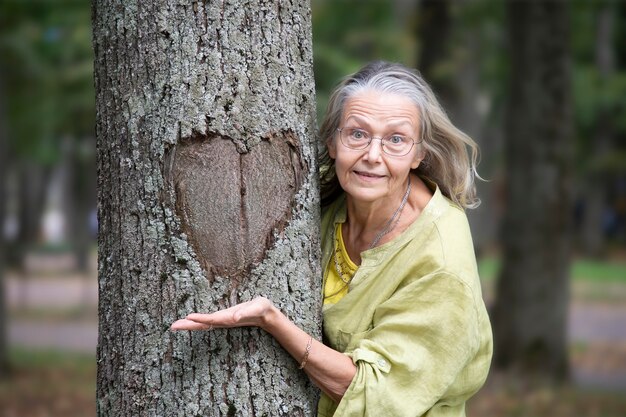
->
xmin=327 ymin=137 xmax=337 ymax=160
xmin=411 ymin=148 xmax=426 ymax=169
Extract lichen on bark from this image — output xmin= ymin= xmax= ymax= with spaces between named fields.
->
xmin=94 ymin=0 xmax=321 ymax=415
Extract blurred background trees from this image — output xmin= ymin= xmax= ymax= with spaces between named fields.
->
xmin=0 ymin=0 xmax=95 ymax=271
xmin=492 ymin=0 xmax=573 ymax=379
xmin=1 ymin=0 xmax=626 ymax=415
xmin=0 ymin=0 xmax=95 ymax=378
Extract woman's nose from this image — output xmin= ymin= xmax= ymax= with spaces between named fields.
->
xmin=364 ymin=138 xmax=384 ymax=162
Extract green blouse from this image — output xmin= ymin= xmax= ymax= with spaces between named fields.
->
xmin=317 ymin=184 xmax=493 ymax=417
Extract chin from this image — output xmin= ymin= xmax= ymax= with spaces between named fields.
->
xmin=344 ymin=185 xmax=387 ymax=203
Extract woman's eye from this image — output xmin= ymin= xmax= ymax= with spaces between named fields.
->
xmin=351 ymin=129 xmax=367 ymax=140
xmin=388 ymin=135 xmax=405 ymax=144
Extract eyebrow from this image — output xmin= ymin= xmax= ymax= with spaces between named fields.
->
xmin=344 ymin=116 xmax=413 ymax=130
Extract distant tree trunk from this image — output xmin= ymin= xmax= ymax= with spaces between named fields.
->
xmin=492 ymin=0 xmax=573 ymax=379
xmin=93 ymin=1 xmax=321 ymax=416
xmin=581 ymin=3 xmax=615 ymax=257
xmin=459 ymin=35 xmax=499 ymax=256
xmin=417 ymin=0 xmax=496 ymax=254
xmin=417 ymin=0 xmax=453 ymax=106
xmin=62 ymin=137 xmax=96 ymax=273
xmin=12 ymin=163 xmax=48 ymax=270
xmin=0 ymin=69 xmax=8 ymax=375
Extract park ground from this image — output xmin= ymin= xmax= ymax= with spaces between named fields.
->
xmin=1 ymin=251 xmax=626 ymax=416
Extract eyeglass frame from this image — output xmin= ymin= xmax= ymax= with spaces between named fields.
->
xmin=335 ymin=127 xmax=423 ymax=157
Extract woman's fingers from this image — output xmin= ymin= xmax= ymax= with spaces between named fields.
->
xmin=171 ymin=297 xmax=273 ymax=331
xmin=171 ymin=318 xmax=212 ymax=331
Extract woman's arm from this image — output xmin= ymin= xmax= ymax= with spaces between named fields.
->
xmin=171 ymin=297 xmax=356 ymax=403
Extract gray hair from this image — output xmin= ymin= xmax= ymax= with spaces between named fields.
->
xmin=319 ymin=61 xmax=480 ymax=209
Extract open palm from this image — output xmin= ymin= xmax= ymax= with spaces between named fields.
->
xmin=171 ymin=296 xmax=274 ymax=331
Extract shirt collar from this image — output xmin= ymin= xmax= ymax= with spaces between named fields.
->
xmin=330 ymin=177 xmax=450 ymax=266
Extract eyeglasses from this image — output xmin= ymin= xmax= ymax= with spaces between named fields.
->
xmin=336 ymin=127 xmax=422 ymax=157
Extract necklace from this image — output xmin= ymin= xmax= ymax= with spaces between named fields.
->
xmin=330 ymin=178 xmax=411 ymax=290
xmin=368 ymin=177 xmax=411 ymax=250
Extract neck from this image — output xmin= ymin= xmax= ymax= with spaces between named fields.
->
xmin=344 ymin=177 xmax=411 ymax=248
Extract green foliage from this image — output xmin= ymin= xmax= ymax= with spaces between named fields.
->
xmin=571 ymin=0 xmax=626 ymax=175
xmin=0 ymin=0 xmax=622 ymax=189
xmin=0 ymin=0 xmax=94 ymax=165
xmin=312 ymin=0 xmax=415 ymax=120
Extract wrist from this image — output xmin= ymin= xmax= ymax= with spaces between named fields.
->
xmin=260 ymin=303 xmax=282 ymax=333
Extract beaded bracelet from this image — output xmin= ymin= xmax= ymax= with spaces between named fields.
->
xmin=299 ymin=336 xmax=313 ymax=369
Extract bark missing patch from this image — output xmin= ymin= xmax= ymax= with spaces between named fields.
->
xmin=165 ymin=131 xmax=304 ymax=281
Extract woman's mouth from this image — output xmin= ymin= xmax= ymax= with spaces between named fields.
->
xmin=354 ymin=170 xmax=385 ymax=181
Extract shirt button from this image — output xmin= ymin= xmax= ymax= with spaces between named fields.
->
xmin=377 ymin=359 xmax=387 ymax=368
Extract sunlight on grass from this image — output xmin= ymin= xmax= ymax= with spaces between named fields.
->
xmin=8 ymin=348 xmax=95 ymax=369
xmin=572 ymin=260 xmax=626 ymax=282
xmin=478 ymin=257 xmax=626 ymax=283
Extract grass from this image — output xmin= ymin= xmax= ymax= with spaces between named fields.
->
xmin=478 ymin=256 xmax=626 ymax=283
xmin=572 ymin=259 xmax=626 ymax=282
xmin=8 ymin=348 xmax=95 ymax=369
xmin=478 ymin=256 xmax=626 ymax=303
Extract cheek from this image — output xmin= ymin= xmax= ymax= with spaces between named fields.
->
xmin=334 ymin=157 xmax=349 ymax=177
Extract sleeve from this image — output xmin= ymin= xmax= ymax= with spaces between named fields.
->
xmin=333 ymin=272 xmax=482 ymax=417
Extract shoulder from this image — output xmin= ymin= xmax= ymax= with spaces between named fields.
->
xmin=397 ymin=184 xmax=480 ymax=295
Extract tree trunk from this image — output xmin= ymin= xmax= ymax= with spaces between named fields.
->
xmin=93 ymin=1 xmax=321 ymax=415
xmin=63 ymin=136 xmax=96 ymax=273
xmin=417 ymin=0 xmax=497 ymax=254
xmin=417 ymin=0 xmax=453 ymax=107
xmin=0 ymin=66 xmax=8 ymax=375
xmin=581 ymin=3 xmax=615 ymax=257
xmin=13 ymin=163 xmax=48 ymax=262
xmin=492 ymin=0 xmax=573 ymax=379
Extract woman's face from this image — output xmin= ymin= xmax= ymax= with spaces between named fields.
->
xmin=328 ymin=90 xmax=424 ymax=204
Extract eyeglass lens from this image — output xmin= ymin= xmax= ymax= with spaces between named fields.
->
xmin=339 ymin=128 xmax=415 ymax=156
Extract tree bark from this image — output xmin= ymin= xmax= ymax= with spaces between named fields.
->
xmin=492 ymin=0 xmax=573 ymax=379
xmin=93 ymin=1 xmax=321 ymax=415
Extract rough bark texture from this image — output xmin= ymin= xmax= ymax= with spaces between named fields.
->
xmin=93 ymin=1 xmax=321 ymax=415
xmin=492 ymin=0 xmax=573 ymax=379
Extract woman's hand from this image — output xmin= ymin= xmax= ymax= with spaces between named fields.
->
xmin=171 ymin=295 xmax=356 ymax=402
xmin=171 ymin=296 xmax=277 ymax=332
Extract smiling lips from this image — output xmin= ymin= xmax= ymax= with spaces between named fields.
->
xmin=354 ymin=170 xmax=385 ymax=179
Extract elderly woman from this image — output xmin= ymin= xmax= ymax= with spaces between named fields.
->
xmin=172 ymin=61 xmax=493 ymax=416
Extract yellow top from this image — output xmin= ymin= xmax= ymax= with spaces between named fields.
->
xmin=324 ymin=223 xmax=358 ymax=305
